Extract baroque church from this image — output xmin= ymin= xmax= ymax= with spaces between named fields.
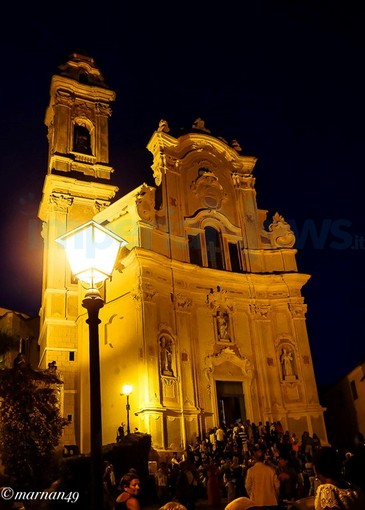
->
xmin=37 ymin=52 xmax=327 ymax=453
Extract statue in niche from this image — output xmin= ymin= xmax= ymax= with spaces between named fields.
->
xmin=160 ymin=336 xmax=174 ymax=376
xmin=280 ymin=348 xmax=295 ymax=379
xmin=216 ymin=311 xmax=230 ymax=341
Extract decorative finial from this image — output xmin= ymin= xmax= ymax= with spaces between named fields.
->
xmin=192 ymin=118 xmax=211 ymax=133
xmin=232 ymin=140 xmax=243 ymax=152
xmin=157 ymin=119 xmax=170 ymax=133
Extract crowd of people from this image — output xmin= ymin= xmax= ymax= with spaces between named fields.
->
xmin=152 ymin=421 xmax=322 ymax=508
xmin=104 ymin=420 xmax=365 ymax=510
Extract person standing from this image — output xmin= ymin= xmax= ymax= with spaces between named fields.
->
xmin=174 ymin=460 xmax=199 ymax=510
xmin=206 ymin=459 xmax=222 ymax=507
xmin=215 ymin=424 xmax=226 ymax=455
xmin=155 ymin=462 xmax=170 ymax=505
xmin=116 ymin=422 xmax=125 ymax=442
xmin=311 ymin=433 xmax=321 ymax=453
xmin=245 ymin=449 xmax=280 ymax=507
xmin=343 ymin=432 xmax=365 ymax=494
xmin=276 ymin=454 xmax=301 ymax=505
xmin=103 ymin=461 xmax=117 ymax=509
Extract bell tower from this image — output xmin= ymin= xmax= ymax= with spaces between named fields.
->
xmin=44 ymin=51 xmax=116 ymax=180
xmin=38 ymin=52 xmax=119 ymax=447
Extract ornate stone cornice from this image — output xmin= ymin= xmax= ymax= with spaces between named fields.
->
xmin=48 ymin=193 xmax=73 ymax=213
xmin=95 ymin=102 xmax=112 ymax=117
xmin=289 ymin=303 xmax=307 ymax=318
xmin=94 ymin=200 xmax=110 ymax=213
xmin=231 ymin=173 xmax=256 ymax=190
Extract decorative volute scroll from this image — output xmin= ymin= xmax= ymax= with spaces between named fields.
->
xmin=157 ymin=119 xmax=170 ymax=133
xmin=135 ymin=184 xmax=156 ymax=223
xmin=266 ymin=212 xmax=296 ymax=248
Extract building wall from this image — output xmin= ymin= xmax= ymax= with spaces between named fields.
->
xmin=0 ymin=307 xmax=39 ymax=368
xmin=320 ymin=362 xmax=365 ymax=450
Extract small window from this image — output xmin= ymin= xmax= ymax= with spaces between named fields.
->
xmin=228 ymin=242 xmax=242 ymax=272
xmin=350 ymin=380 xmax=358 ymax=400
xmin=205 ymin=227 xmax=224 ymax=269
xmin=155 ymin=183 xmax=163 ymax=210
xmin=188 ymin=234 xmax=203 ymax=266
xmin=69 ymin=351 xmax=75 ymax=362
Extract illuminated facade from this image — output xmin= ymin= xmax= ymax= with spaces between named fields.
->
xmin=38 ymin=52 xmax=327 ymax=452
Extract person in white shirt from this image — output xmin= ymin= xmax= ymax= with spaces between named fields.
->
xmin=245 ymin=449 xmax=280 ymax=507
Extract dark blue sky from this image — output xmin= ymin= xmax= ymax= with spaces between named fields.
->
xmin=0 ymin=1 xmax=364 ymax=386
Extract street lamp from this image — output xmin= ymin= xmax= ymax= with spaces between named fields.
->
xmin=121 ymin=384 xmax=133 ymax=435
xmin=57 ymin=220 xmax=127 ymax=510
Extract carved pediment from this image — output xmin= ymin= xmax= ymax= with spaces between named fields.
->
xmin=205 ymin=346 xmax=253 ymax=378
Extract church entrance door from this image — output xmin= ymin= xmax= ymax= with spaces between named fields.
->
xmin=216 ymin=380 xmax=246 ymax=426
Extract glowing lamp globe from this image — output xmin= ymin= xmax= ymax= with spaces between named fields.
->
xmin=56 ymin=220 xmax=127 ymax=286
xmin=121 ymin=384 xmax=133 ymax=396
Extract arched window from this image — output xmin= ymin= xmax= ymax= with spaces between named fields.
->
xmin=73 ymin=124 xmax=91 ymax=154
xmin=205 ymin=226 xmax=224 ymax=269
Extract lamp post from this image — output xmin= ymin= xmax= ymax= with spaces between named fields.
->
xmin=121 ymin=384 xmax=133 ymax=435
xmin=57 ymin=220 xmax=126 ymax=510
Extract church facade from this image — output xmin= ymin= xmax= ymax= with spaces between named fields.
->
xmin=38 ymin=52 xmax=327 ymax=453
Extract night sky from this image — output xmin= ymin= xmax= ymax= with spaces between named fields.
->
xmin=0 ymin=2 xmax=364 ymax=387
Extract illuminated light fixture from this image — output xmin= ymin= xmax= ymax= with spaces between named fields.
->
xmin=57 ymin=220 xmax=127 ymax=287
xmin=121 ymin=384 xmax=133 ymax=435
xmin=56 ymin=220 xmax=127 ymax=510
